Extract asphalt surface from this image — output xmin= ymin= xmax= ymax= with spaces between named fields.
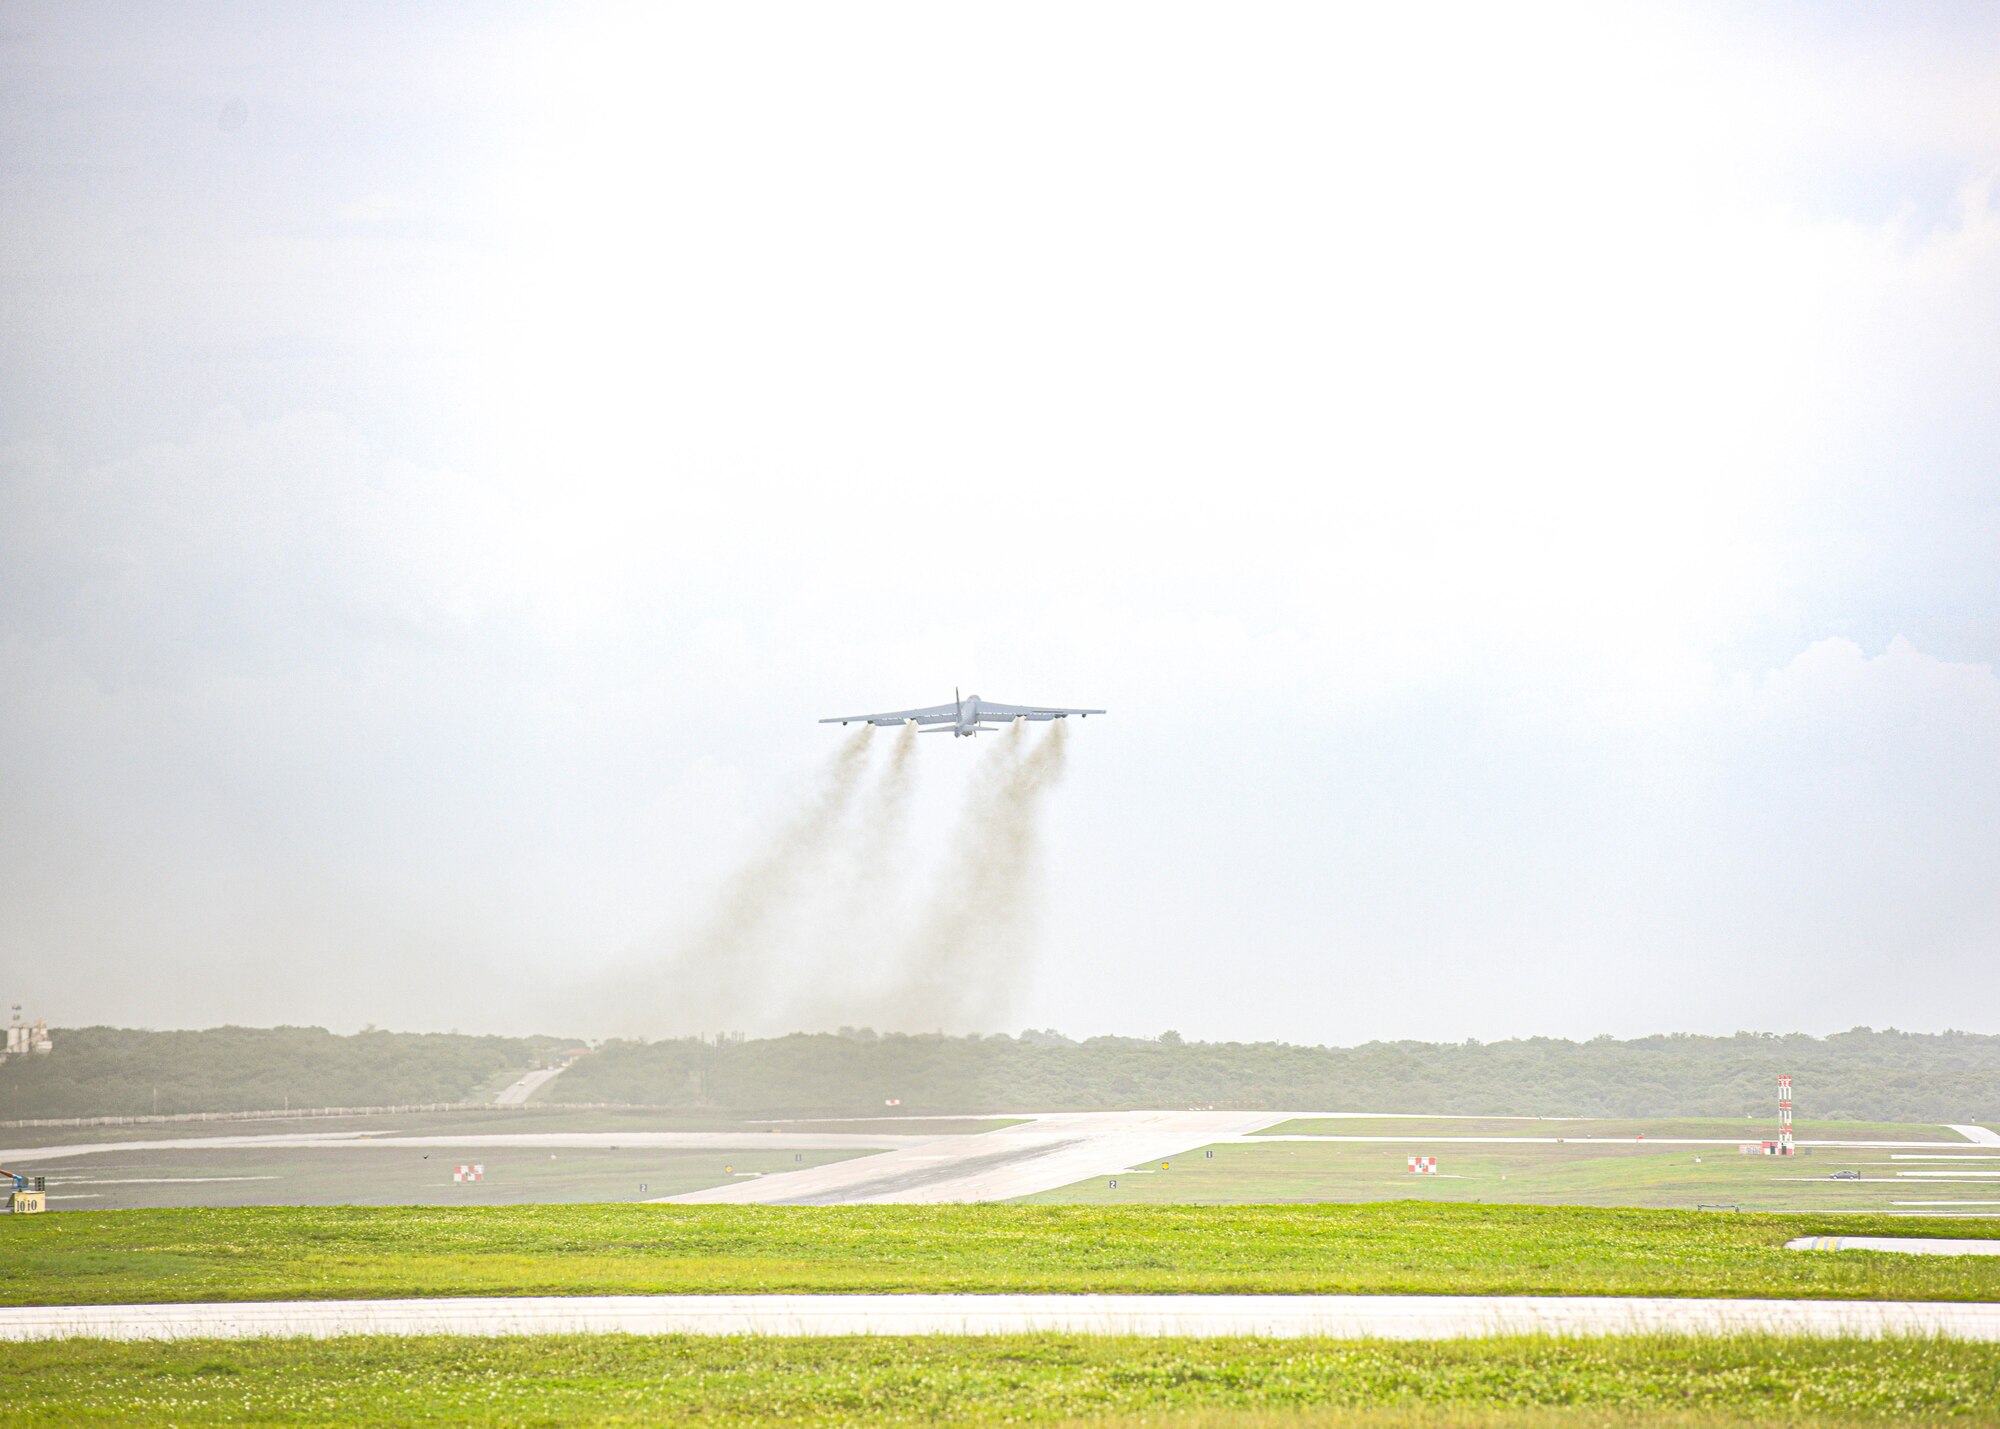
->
xmin=6 ymin=1293 xmax=1999 ymax=1341
xmin=0 ymin=1131 xmax=938 ymax=1164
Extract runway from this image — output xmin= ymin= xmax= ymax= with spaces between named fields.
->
xmin=6 ymin=1293 xmax=1998 ymax=1342
xmin=0 ymin=1131 xmax=936 ymax=1164
xmin=8 ymin=1113 xmax=1993 ymax=1208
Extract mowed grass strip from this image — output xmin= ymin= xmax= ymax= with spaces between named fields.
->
xmin=4 ymin=1204 xmax=1999 ymax=1305
xmin=4 ymin=1333 xmax=1997 ymax=1427
xmin=1014 ymin=1138 xmax=1965 ymax=1213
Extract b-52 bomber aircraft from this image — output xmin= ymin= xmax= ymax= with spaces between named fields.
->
xmin=821 ymin=690 xmax=1105 ymax=737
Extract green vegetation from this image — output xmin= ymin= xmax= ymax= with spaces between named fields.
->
xmin=4 ymin=1204 xmax=1997 ymax=1306
xmin=4 ymin=1333 xmax=1996 ymax=1426
xmin=549 ymin=1027 xmax=2000 ymax=1123
xmin=1018 ymin=1138 xmax=1987 ymax=1213
xmin=0 ymin=1026 xmax=567 ymax=1120
xmin=11 ymin=1023 xmax=2000 ymax=1124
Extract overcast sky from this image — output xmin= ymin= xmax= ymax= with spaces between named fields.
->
xmin=3 ymin=2 xmax=1997 ymax=1044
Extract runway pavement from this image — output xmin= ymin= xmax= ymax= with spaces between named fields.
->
xmin=6 ymin=1293 xmax=1998 ymax=1342
xmin=0 ymin=1131 xmax=938 ymax=1164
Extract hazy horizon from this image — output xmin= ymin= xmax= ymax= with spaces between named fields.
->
xmin=25 ymin=1019 xmax=1994 ymax=1049
xmin=5 ymin=3 xmax=1998 ymax=1045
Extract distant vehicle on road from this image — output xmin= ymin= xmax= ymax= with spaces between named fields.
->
xmin=1829 ymin=1170 xmax=1861 ymax=1180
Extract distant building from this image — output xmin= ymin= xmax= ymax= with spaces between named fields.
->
xmin=3 ymin=1007 xmax=52 ymax=1060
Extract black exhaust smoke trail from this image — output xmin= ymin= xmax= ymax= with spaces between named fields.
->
xmin=602 ymin=725 xmax=875 ymax=1035
xmin=848 ymin=721 xmax=922 ymax=920
xmin=780 ymin=721 xmax=923 ymax=1027
xmin=859 ymin=720 xmax=920 ymax=849
xmin=887 ymin=719 xmax=1069 ymax=1030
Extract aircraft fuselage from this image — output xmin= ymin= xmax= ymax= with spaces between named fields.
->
xmin=955 ymin=694 xmax=986 ymax=736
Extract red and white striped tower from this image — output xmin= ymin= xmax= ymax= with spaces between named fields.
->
xmin=1777 ymin=1075 xmax=1794 ymax=1156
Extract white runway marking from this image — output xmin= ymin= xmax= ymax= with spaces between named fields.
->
xmin=664 ymin=1111 xmax=1286 ymax=1205
xmin=5 ymin=1294 xmax=1999 ymax=1342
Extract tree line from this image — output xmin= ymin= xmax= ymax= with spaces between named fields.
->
xmin=0 ymin=1025 xmax=563 ymax=1120
xmin=6 ymin=1024 xmax=1995 ymax=1125
xmin=545 ymin=1026 xmax=2000 ymax=1124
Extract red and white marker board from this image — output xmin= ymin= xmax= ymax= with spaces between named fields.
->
xmin=1407 ymin=1156 xmax=1437 ymax=1174
xmin=453 ymin=1164 xmax=484 ymax=1183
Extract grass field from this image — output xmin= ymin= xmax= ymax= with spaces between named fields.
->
xmin=1016 ymin=1139 xmax=2000 ymax=1213
xmin=1255 ymin=1118 xmax=1963 ymax=1142
xmin=5 ymin=1333 xmax=1997 ymax=1426
xmin=5 ymin=1203 xmax=1999 ymax=1306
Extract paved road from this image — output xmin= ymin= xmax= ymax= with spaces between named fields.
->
xmin=1949 ymin=1124 xmax=2000 ymax=1147
xmin=493 ymin=1067 xmax=568 ymax=1105
xmin=6 ymin=1293 xmax=1998 ymax=1342
xmin=663 ymin=1111 xmax=1284 ymax=1205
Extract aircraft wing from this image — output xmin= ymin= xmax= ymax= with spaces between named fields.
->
xmin=973 ymin=701 xmax=1106 ymax=720
xmin=819 ymin=702 xmax=958 ymax=726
